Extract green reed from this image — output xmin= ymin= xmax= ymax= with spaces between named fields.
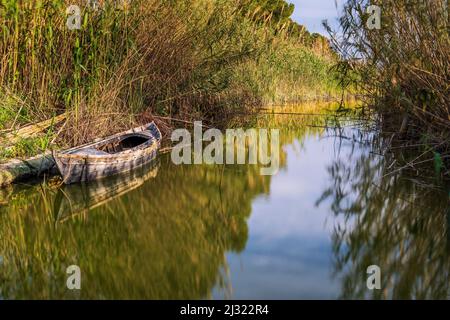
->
xmin=0 ymin=0 xmax=339 ymax=149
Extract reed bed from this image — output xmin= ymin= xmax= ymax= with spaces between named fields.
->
xmin=0 ymin=0 xmax=339 ymax=153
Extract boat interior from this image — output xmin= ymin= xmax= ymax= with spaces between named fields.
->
xmin=98 ymin=135 xmax=151 ymax=154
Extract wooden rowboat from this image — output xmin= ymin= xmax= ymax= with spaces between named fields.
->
xmin=53 ymin=122 xmax=161 ymax=184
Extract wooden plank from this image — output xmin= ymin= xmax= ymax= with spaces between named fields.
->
xmin=2 ymin=114 xmax=66 ymax=145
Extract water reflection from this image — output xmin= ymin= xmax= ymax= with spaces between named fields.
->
xmin=55 ymin=161 xmax=160 ymax=222
xmin=0 ymin=103 xmax=448 ymax=299
xmin=0 ymin=154 xmax=271 ymax=299
xmin=317 ymin=126 xmax=450 ymax=299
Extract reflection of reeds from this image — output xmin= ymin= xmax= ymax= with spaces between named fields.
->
xmin=0 ymin=104 xmax=365 ymax=299
xmin=0 ymin=150 xmax=274 ymax=298
xmin=317 ymin=125 xmax=450 ymax=299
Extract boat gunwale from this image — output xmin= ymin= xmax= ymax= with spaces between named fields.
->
xmin=54 ymin=144 xmax=159 ymax=163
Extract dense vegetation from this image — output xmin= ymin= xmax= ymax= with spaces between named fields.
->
xmin=0 ymin=0 xmax=339 ymax=157
xmin=328 ymin=0 xmax=449 ymax=177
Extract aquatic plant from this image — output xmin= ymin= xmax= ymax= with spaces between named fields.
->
xmin=327 ymin=0 xmax=450 ymax=177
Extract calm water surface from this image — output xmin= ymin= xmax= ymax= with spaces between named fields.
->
xmin=0 ymin=104 xmax=448 ymax=299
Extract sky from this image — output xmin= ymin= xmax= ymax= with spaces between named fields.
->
xmin=288 ymin=0 xmax=345 ymax=36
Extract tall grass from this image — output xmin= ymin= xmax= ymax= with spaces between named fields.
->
xmin=237 ymin=40 xmax=341 ymax=104
xmin=0 ymin=0 xmax=339 ymax=149
xmin=328 ymin=0 xmax=449 ymax=174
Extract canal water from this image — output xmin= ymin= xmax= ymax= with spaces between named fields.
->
xmin=0 ymin=103 xmax=448 ymax=299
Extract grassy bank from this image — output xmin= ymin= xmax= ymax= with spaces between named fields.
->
xmin=0 ymin=0 xmax=340 ymax=159
xmin=329 ymin=0 xmax=449 ymax=177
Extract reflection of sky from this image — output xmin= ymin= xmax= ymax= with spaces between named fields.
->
xmin=288 ymin=0 xmax=345 ymax=36
xmin=214 ymin=129 xmax=366 ymax=299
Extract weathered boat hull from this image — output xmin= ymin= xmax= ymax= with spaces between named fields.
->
xmin=54 ymin=122 xmax=161 ymax=184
